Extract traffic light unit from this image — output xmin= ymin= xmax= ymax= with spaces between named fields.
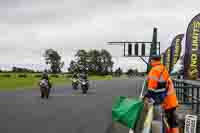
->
xmin=142 ymin=43 xmax=145 ymax=56
xmin=135 ymin=43 xmax=138 ymax=56
xmin=128 ymin=43 xmax=132 ymax=56
xmin=127 ymin=43 xmax=146 ymax=56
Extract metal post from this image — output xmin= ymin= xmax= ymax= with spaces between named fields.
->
xmin=176 ymin=87 xmax=179 ymax=101
xmin=182 ymin=85 xmax=184 ymax=103
xmin=184 ymin=87 xmax=186 ymax=103
xmin=124 ymin=43 xmax=126 ymax=56
xmin=184 ymin=82 xmax=189 ymax=102
xmin=139 ymin=56 xmax=148 ymax=65
xmin=178 ymin=88 xmax=180 ymax=102
xmin=187 ymin=86 xmax=190 ymax=103
xmin=197 ymin=87 xmax=199 ymax=114
xmin=192 ymin=87 xmax=194 ymax=109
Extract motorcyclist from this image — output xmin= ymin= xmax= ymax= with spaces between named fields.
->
xmin=79 ymin=72 xmax=87 ymax=80
xmin=71 ymin=72 xmax=79 ymax=90
xmin=41 ymin=70 xmax=52 ymax=88
xmin=72 ymin=72 xmax=78 ymax=79
xmin=78 ymin=64 xmax=88 ymax=79
xmin=79 ymin=70 xmax=88 ymax=80
xmin=78 ymin=65 xmax=89 ymax=95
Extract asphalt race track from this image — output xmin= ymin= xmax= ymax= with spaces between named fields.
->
xmin=0 ymin=78 xmax=144 ymax=133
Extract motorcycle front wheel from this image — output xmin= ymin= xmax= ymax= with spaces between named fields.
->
xmin=46 ymin=88 xmax=50 ymax=99
xmin=72 ymin=83 xmax=78 ymax=90
xmin=40 ymin=87 xmax=45 ymax=98
xmin=82 ymin=86 xmax=88 ymax=94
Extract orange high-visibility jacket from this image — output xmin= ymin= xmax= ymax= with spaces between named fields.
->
xmin=162 ymin=78 xmax=179 ymax=110
xmin=147 ymin=61 xmax=178 ymax=110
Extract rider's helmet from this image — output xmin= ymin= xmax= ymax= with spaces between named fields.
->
xmin=78 ymin=64 xmax=86 ymax=73
xmin=42 ymin=70 xmax=49 ymax=80
xmin=73 ymin=73 xmax=78 ymax=78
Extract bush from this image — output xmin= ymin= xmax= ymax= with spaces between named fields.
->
xmin=18 ymin=74 xmax=27 ymax=78
xmin=66 ymin=74 xmax=72 ymax=78
xmin=0 ymin=74 xmax=11 ymax=78
xmin=105 ymin=75 xmax=113 ymax=80
xmin=50 ymin=74 xmax=59 ymax=78
xmin=88 ymin=72 xmax=110 ymax=76
xmin=34 ymin=74 xmax=42 ymax=78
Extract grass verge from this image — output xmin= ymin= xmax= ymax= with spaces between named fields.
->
xmin=0 ymin=76 xmax=70 ymax=91
xmin=0 ymin=74 xmax=117 ymax=91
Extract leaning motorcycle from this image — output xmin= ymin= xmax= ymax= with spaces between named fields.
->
xmin=39 ymin=79 xmax=51 ymax=99
xmin=80 ymin=78 xmax=89 ymax=94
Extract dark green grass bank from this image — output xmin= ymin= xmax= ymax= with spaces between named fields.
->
xmin=0 ymin=73 xmax=118 ymax=90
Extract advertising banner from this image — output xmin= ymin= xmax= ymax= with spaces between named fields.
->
xmin=170 ymin=34 xmax=184 ymax=71
xmin=165 ymin=47 xmax=171 ymax=72
xmin=184 ymin=13 xmax=200 ymax=79
xmin=161 ymin=53 xmax=166 ymax=65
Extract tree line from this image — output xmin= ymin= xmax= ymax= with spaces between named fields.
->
xmin=68 ymin=49 xmax=114 ymax=75
xmin=0 ymin=48 xmax=145 ymax=76
xmin=0 ymin=67 xmax=42 ymax=73
xmin=12 ymin=67 xmax=35 ymax=73
xmin=0 ymin=49 xmax=114 ymax=75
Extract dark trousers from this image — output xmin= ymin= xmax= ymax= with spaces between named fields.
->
xmin=165 ymin=108 xmax=178 ymax=128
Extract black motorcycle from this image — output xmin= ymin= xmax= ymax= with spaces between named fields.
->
xmin=80 ymin=78 xmax=89 ymax=94
xmin=39 ymin=79 xmax=51 ymax=99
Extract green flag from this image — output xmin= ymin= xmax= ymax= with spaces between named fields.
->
xmin=112 ymin=97 xmax=144 ymax=128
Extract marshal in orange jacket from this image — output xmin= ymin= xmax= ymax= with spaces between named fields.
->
xmin=147 ymin=60 xmax=178 ymax=110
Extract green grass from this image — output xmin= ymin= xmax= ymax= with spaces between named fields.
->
xmin=0 ymin=73 xmax=116 ymax=91
xmin=0 ymin=76 xmax=70 ymax=91
xmin=89 ymin=75 xmax=113 ymax=80
xmin=0 ymin=72 xmax=128 ymax=91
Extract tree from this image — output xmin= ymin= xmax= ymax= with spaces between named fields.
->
xmin=126 ymin=69 xmax=134 ymax=77
xmin=68 ymin=60 xmax=78 ymax=73
xmin=87 ymin=49 xmax=101 ymax=73
xmin=115 ymin=67 xmax=122 ymax=77
xmin=12 ymin=67 xmax=35 ymax=73
xmin=135 ymin=69 xmax=138 ymax=76
xmin=118 ymin=67 xmax=123 ymax=76
xmin=100 ymin=49 xmax=114 ymax=74
xmin=75 ymin=49 xmax=88 ymax=70
xmin=12 ymin=67 xmax=17 ymax=72
xmin=69 ymin=49 xmax=114 ymax=75
xmin=44 ymin=49 xmax=64 ymax=73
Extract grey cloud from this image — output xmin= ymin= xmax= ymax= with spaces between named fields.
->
xmin=1 ymin=0 xmax=132 ymax=25
xmin=0 ymin=0 xmax=200 ymax=71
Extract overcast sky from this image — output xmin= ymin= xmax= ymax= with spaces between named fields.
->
xmin=0 ymin=0 xmax=199 ymax=71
